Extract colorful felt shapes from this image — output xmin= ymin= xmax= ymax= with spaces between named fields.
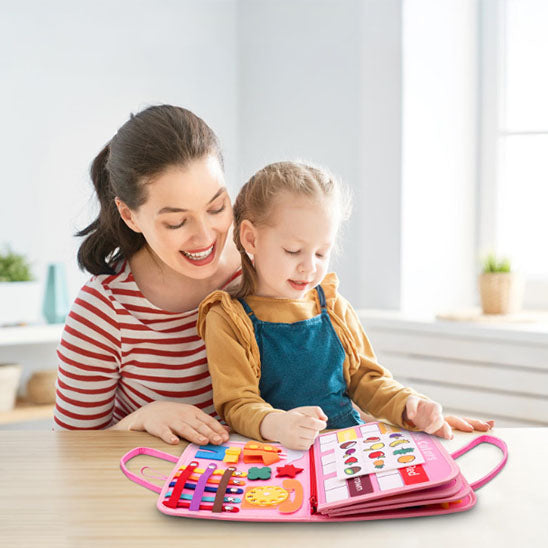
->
xmin=243 ymin=441 xmax=283 ymax=465
xmin=223 ymin=447 xmax=242 ymax=464
xmin=248 ymin=467 xmax=272 ymax=481
xmin=195 ymin=445 xmax=227 ymax=461
xmin=275 ymin=464 xmax=304 ymax=478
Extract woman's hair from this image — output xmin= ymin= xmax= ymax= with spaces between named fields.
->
xmin=77 ymin=105 xmax=223 ymax=275
xmin=232 ymin=161 xmax=351 ymax=299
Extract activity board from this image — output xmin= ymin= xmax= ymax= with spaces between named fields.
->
xmin=120 ymin=422 xmax=508 ymax=522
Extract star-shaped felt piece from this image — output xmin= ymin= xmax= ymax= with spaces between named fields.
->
xmin=275 ymin=464 xmax=304 ymax=478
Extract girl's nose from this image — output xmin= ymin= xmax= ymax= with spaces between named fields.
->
xmin=298 ymin=255 xmax=315 ymax=275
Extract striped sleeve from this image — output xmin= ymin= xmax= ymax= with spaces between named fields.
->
xmin=54 ymin=280 xmax=121 ymax=430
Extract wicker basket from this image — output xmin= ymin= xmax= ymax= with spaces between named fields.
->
xmin=478 ymin=272 xmax=523 ymax=315
xmin=26 ymin=369 xmax=57 ymax=405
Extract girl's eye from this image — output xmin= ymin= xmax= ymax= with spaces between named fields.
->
xmin=316 ymin=253 xmax=324 ymax=259
xmin=209 ymin=204 xmax=226 ymax=215
xmin=166 ymin=219 xmax=186 ymax=230
xmin=284 ymin=249 xmax=300 ymax=255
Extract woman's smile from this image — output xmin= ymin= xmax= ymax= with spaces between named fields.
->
xmin=180 ymin=241 xmax=216 ymax=265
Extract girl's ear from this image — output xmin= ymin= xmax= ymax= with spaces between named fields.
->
xmin=239 ymin=220 xmax=258 ymax=254
xmin=115 ymin=198 xmax=142 ymax=233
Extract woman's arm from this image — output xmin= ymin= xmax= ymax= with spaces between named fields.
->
xmin=55 ymin=281 xmax=229 ymax=445
xmin=54 ymin=283 xmax=121 ymax=430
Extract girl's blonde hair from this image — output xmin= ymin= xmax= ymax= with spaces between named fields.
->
xmin=232 ymin=161 xmax=351 ymax=299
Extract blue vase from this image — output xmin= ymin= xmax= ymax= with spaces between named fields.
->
xmin=42 ymin=263 xmax=70 ymax=324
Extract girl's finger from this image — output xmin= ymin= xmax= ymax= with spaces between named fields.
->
xmin=424 ymin=414 xmax=446 ymax=434
xmin=462 ymin=417 xmax=493 ymax=431
xmin=445 ymin=415 xmax=474 ymax=432
xmin=431 ymin=420 xmax=451 ymax=439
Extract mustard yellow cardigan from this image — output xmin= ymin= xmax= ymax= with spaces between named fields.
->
xmin=197 ymin=273 xmax=426 ymax=441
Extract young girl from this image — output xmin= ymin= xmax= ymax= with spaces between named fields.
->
xmin=197 ymin=162 xmax=494 ymax=450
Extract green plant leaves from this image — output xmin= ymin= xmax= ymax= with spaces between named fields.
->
xmin=0 ymin=248 xmax=33 ymax=282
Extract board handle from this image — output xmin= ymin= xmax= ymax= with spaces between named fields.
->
xmin=450 ymin=434 xmax=508 ymax=491
xmin=120 ymin=447 xmax=179 ymax=493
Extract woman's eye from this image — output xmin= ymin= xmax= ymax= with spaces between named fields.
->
xmin=316 ymin=253 xmax=324 ymax=259
xmin=284 ymin=249 xmax=300 ymax=255
xmin=166 ymin=220 xmax=186 ymax=229
xmin=209 ymin=204 xmax=226 ymax=215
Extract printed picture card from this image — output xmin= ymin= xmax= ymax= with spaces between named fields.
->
xmin=334 ymin=430 xmax=425 ymax=480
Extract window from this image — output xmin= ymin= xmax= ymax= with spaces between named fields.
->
xmin=479 ymin=0 xmax=548 ymax=307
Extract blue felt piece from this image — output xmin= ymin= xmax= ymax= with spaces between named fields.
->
xmin=195 ymin=444 xmax=228 ymax=460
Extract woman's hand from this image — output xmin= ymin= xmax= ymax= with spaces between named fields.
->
xmin=260 ymin=406 xmax=328 ymax=450
xmin=110 ymin=401 xmax=230 ymax=445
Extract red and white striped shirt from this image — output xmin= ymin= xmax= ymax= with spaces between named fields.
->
xmin=54 ymin=261 xmax=241 ymax=430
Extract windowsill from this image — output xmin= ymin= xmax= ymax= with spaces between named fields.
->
xmin=357 ymin=308 xmax=548 ymax=345
xmin=0 ymin=324 xmax=64 ymax=347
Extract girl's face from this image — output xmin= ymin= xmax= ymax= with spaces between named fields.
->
xmin=241 ymin=192 xmax=339 ymax=299
xmin=117 ymin=155 xmax=233 ymax=280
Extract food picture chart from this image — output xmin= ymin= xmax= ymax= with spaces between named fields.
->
xmin=333 ymin=426 xmax=425 ymax=479
xmin=314 ymin=422 xmax=457 ymax=512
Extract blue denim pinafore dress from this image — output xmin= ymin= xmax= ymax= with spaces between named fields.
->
xmin=239 ymin=285 xmax=362 ymax=429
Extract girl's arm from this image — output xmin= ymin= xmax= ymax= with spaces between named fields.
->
xmin=337 ymin=297 xmax=494 ymax=436
xmin=201 ymin=306 xmax=286 ymax=441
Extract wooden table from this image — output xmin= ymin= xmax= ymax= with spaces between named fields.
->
xmin=0 ymin=428 xmax=545 ymax=547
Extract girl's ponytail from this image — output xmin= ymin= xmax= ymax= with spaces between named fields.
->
xmin=76 ymin=143 xmax=144 ymax=275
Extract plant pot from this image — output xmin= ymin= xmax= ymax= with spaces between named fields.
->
xmin=0 ymin=363 xmax=22 ymax=412
xmin=0 ymin=281 xmax=41 ymax=325
xmin=478 ymin=272 xmax=524 ymax=315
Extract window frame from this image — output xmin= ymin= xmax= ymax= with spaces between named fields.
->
xmin=477 ymin=0 xmax=548 ymax=309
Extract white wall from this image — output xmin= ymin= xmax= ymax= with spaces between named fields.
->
xmin=0 ymin=0 xmax=239 ymax=305
xmin=0 ymin=0 xmax=480 ymax=318
xmin=237 ymin=0 xmax=403 ymax=308
xmin=401 ymin=0 xmax=478 ymax=315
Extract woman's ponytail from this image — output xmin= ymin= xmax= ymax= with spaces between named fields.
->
xmin=76 ymin=143 xmax=144 ymax=275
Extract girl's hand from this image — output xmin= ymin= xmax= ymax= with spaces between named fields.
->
xmin=260 ymin=406 xmax=328 ymax=450
xmin=445 ymin=415 xmax=495 ymax=433
xmin=110 ymin=401 xmax=230 ymax=446
xmin=404 ymin=396 xmax=453 ymax=439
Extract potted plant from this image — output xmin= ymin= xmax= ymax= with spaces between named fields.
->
xmin=478 ymin=253 xmax=523 ymax=315
xmin=0 ymin=247 xmax=41 ymax=325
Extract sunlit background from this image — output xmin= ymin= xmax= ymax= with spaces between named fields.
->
xmin=1 ymin=0 xmax=547 ymax=430
xmin=1 ymin=0 xmax=546 ymax=314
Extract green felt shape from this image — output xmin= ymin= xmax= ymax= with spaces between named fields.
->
xmin=248 ymin=466 xmax=272 ymax=481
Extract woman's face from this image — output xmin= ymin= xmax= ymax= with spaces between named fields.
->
xmin=118 ymin=155 xmax=233 ymax=280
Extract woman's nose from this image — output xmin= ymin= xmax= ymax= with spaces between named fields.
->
xmin=192 ymin=217 xmax=214 ymax=245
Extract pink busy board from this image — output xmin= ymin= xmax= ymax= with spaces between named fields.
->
xmin=120 ymin=422 xmax=508 ymax=522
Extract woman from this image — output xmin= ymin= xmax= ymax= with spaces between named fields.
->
xmin=54 ymin=105 xmax=240 ymax=445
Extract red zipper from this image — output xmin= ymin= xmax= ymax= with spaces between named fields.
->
xmin=309 ymin=445 xmax=318 ymax=514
